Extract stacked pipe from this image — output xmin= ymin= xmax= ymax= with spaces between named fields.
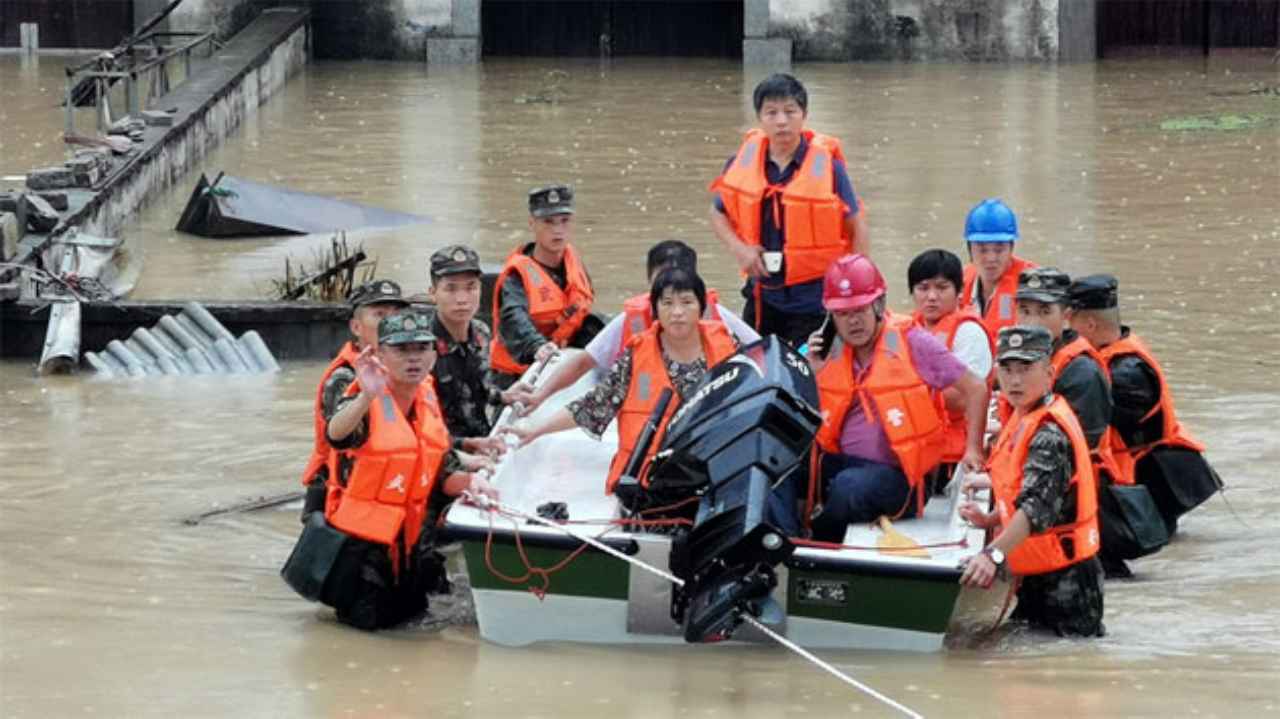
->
xmin=83 ymin=301 xmax=280 ymax=378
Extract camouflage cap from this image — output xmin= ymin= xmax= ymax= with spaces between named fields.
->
xmin=348 ymin=279 xmax=410 ymax=310
xmin=528 ymin=184 xmax=574 ymax=218
xmin=1068 ymin=273 xmax=1119 ymax=310
xmin=377 ymin=311 xmax=437 ymax=346
xmin=430 ymin=244 xmax=482 ymax=279
xmin=1015 ymin=267 xmax=1071 ymax=305
xmin=996 ymin=325 xmax=1053 ymax=363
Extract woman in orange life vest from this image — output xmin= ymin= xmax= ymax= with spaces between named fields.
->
xmin=509 ymin=240 xmax=760 ymax=417
xmin=504 ymin=269 xmax=808 ymax=529
xmin=489 ymin=184 xmax=598 ymax=390
xmin=708 ymin=73 xmax=869 ymax=347
xmin=1067 ymin=274 xmax=1222 ymax=535
xmin=321 ymin=312 xmax=498 ymax=630
xmin=804 ymin=255 xmax=989 ymax=543
xmin=907 ymin=249 xmax=994 ymax=468
xmin=299 ymin=280 xmax=411 ymax=521
xmin=959 ymin=325 xmax=1105 ymax=638
xmin=958 ymin=198 xmax=1038 ymax=340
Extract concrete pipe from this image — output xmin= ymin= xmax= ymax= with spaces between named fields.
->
xmin=133 ymin=328 xmax=188 ymax=376
xmin=183 ymin=302 xmax=237 ymax=343
xmin=124 ymin=338 xmax=161 ymax=376
xmin=238 ymin=331 xmax=280 ymax=373
xmin=158 ymin=314 xmax=206 ymax=351
xmin=83 ymin=352 xmax=115 ymax=378
xmin=105 ymin=339 xmax=148 ymax=378
xmin=185 ymin=347 xmax=216 ymax=374
xmin=37 ymin=300 xmax=81 ymax=376
xmin=98 ymin=351 xmax=130 ymax=378
xmin=212 ymin=337 xmax=251 ymax=374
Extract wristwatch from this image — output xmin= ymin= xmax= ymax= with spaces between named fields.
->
xmin=982 ymin=546 xmax=1006 ymax=566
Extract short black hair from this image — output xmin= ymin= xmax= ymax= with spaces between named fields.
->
xmin=646 ymin=239 xmax=698 ymax=278
xmin=649 ymin=267 xmax=707 ymax=319
xmin=907 ymin=249 xmax=964 ymax=294
xmin=752 ymin=73 xmax=808 ymax=115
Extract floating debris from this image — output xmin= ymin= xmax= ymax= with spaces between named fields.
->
xmin=269 ymin=233 xmax=376 ymax=302
xmin=175 ymin=172 xmax=429 ymax=238
xmin=1159 ymin=114 xmax=1272 ymax=132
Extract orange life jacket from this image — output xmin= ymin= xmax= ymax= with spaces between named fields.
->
xmin=911 ymin=307 xmax=991 ymax=463
xmin=300 ymin=341 xmax=362 ymax=487
xmin=1098 ymin=331 xmax=1205 ymax=485
xmin=490 ymin=243 xmax=594 ymax=375
xmin=996 ymin=334 xmax=1125 ymax=485
xmin=619 ymin=289 xmax=724 ymax=347
xmin=811 ymin=317 xmax=946 ymax=515
xmin=989 ymin=394 xmax=1100 ymax=576
xmin=710 ymin=128 xmax=852 ymax=286
xmin=960 ymin=255 xmax=1036 ymax=340
xmin=325 ymin=379 xmax=451 ymax=573
xmin=604 ymin=321 xmax=738 ymax=494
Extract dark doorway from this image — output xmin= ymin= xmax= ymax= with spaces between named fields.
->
xmin=1098 ymin=0 xmax=1279 ymax=57
xmin=1 ymin=0 xmax=134 ymax=49
xmin=482 ymin=1 xmax=743 ymax=57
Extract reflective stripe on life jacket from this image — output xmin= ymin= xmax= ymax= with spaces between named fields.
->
xmin=604 ymin=321 xmax=737 ymax=494
xmin=912 ymin=307 xmax=991 ymax=463
xmin=619 ymin=289 xmax=724 ymax=347
xmin=489 ymin=243 xmax=595 ymax=375
xmin=710 ymin=128 xmax=851 ymax=286
xmin=989 ymin=394 xmax=1100 ymax=576
xmin=300 ymin=341 xmax=362 ymax=487
xmin=960 ymin=255 xmax=1036 ymax=340
xmin=1098 ymin=331 xmax=1205 ymax=485
xmin=812 ymin=317 xmax=946 ymax=514
xmin=325 ymin=379 xmax=450 ymax=573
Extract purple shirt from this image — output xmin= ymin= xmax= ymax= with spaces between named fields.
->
xmin=838 ymin=327 xmax=968 ymax=465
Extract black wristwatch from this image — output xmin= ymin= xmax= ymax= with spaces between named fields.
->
xmin=982 ymin=546 xmax=1006 ymax=567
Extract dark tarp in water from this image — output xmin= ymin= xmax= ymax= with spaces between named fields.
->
xmin=175 ymin=173 xmax=429 ymax=238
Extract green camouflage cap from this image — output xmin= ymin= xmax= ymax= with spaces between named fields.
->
xmin=1015 ymin=267 xmax=1071 ymax=305
xmin=377 ymin=311 xmax=437 ymax=346
xmin=528 ymin=184 xmax=574 ymax=217
xmin=348 ymin=279 xmax=410 ymax=310
xmin=430 ymin=244 xmax=482 ymax=278
xmin=996 ymin=325 xmax=1053 ymax=363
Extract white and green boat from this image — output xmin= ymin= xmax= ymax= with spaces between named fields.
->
xmin=444 ymin=340 xmax=989 ymax=652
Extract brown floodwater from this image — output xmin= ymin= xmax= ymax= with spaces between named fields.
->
xmin=3 ymin=54 xmax=1280 ymax=717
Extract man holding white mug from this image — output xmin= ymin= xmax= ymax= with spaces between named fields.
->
xmin=709 ymin=73 xmax=869 ymax=346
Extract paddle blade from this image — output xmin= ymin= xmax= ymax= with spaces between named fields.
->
xmin=876 ymin=516 xmax=929 ymax=558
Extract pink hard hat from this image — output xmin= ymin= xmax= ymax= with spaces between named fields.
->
xmin=822 ymin=254 xmax=886 ymax=311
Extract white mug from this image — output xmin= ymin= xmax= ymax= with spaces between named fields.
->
xmin=762 ymin=251 xmax=783 ymax=274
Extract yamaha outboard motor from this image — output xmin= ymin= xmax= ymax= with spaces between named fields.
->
xmin=643 ymin=337 xmax=821 ymax=643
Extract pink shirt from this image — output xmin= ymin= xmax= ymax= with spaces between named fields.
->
xmin=837 ymin=327 xmax=968 ymax=465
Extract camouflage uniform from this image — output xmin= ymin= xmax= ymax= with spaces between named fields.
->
xmin=430 ymin=312 xmax=504 ymax=440
xmin=1008 ymin=400 xmax=1106 ymax=637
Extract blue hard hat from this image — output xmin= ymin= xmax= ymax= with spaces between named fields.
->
xmin=964 ymin=198 xmax=1019 ymax=243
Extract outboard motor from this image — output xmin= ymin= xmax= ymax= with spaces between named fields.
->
xmin=644 ymin=337 xmax=822 ymax=643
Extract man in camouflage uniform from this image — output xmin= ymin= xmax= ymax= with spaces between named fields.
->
xmin=427 ymin=244 xmax=524 ymax=441
xmin=960 ymin=325 xmax=1105 ymax=638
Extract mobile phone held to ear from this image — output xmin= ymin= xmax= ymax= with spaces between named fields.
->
xmin=817 ymin=313 xmax=836 ymax=360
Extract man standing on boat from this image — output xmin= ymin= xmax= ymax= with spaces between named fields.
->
xmin=709 ymin=73 xmax=869 ymax=347
xmin=302 ymin=311 xmax=497 ymax=630
xmin=1067 ymin=274 xmax=1222 ymax=535
xmin=907 ymin=249 xmax=994 ymax=475
xmin=427 ymin=244 xmax=528 ymax=441
xmin=959 ymin=199 xmax=1037 ymax=339
xmin=959 ymin=325 xmax=1106 ymax=638
xmin=490 ymin=185 xmax=598 ymax=390
xmin=298 ymin=280 xmax=410 ymax=522
xmin=510 ymin=239 xmax=760 ymax=414
xmin=804 ymin=255 xmax=988 ymax=542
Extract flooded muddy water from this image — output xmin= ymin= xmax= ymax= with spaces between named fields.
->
xmin=2 ymin=55 xmax=1279 ymax=716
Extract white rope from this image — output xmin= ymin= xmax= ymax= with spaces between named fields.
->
xmin=462 ymin=492 xmax=924 ymax=719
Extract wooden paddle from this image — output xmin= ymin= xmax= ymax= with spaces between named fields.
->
xmin=876 ymin=515 xmax=929 ymax=558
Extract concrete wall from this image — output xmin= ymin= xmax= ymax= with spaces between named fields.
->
xmin=771 ymin=0 xmax=1065 ymax=61
xmin=75 ymin=11 xmax=309 ymax=239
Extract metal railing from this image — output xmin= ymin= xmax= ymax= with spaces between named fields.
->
xmin=64 ymin=30 xmax=219 ymax=134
